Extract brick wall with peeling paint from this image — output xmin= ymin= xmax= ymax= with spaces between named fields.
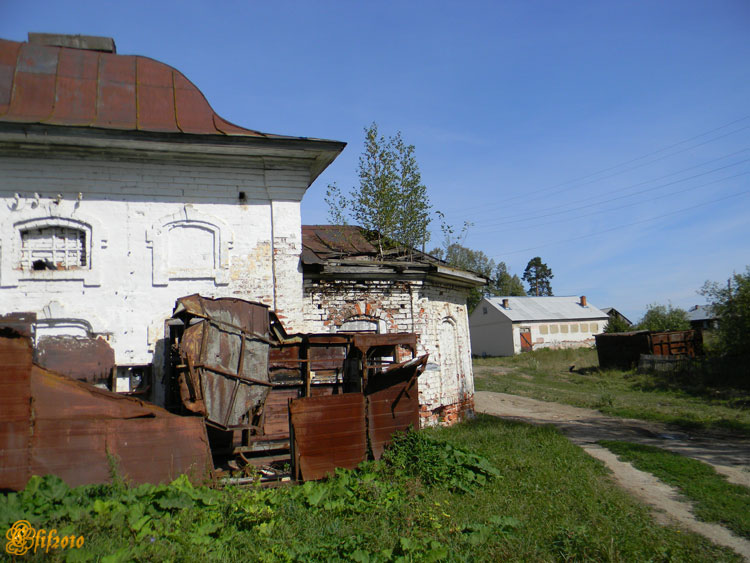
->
xmin=302 ymin=278 xmax=475 ymax=427
xmin=0 ymin=153 xmax=309 ymax=405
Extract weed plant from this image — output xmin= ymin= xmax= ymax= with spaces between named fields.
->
xmin=0 ymin=420 xmax=738 ymax=562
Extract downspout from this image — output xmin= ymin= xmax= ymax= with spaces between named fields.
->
xmin=264 ymin=163 xmax=277 ymax=311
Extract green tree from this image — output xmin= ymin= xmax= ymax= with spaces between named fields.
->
xmin=494 ymin=262 xmax=526 ymax=296
xmin=326 ymin=122 xmax=431 ymax=258
xmin=522 ymin=257 xmax=554 ymax=296
xmin=636 ymin=304 xmax=690 ymax=332
xmin=431 ymin=244 xmax=525 ymax=312
xmin=700 ymin=267 xmax=750 ymax=356
xmin=604 ymin=315 xmax=631 ymax=333
xmin=431 ymin=243 xmax=493 ymax=312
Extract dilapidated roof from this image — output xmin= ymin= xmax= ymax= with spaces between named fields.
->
xmin=485 ymin=296 xmax=609 ymax=322
xmin=0 ymin=34 xmax=315 ymax=139
xmin=301 ymin=225 xmax=487 ymax=288
xmin=301 ymin=225 xmax=378 ymax=265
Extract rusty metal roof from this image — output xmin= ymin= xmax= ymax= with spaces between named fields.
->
xmin=0 ymin=36 xmax=291 ymax=138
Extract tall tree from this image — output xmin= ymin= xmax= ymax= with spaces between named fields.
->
xmin=522 ymin=257 xmax=554 ymax=296
xmin=326 ymin=122 xmax=431 ymax=257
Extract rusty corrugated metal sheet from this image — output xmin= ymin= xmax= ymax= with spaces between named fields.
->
xmin=173 ymin=294 xmax=270 ymax=336
xmin=288 ymin=353 xmax=428 ymax=481
xmin=0 ymin=329 xmax=212 ymax=491
xmin=289 ymin=393 xmax=367 ymax=481
xmin=34 ymin=335 xmax=114 ymax=383
xmin=0 ymin=328 xmax=33 ymax=491
xmin=366 ymin=355 xmax=427 ymax=459
xmin=0 ymin=37 xmax=271 ymax=137
xmin=174 ymin=295 xmax=272 ymax=429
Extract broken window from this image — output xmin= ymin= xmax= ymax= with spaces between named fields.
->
xmin=20 ymin=226 xmax=87 ymax=271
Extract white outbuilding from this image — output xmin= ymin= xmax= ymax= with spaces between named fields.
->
xmin=469 ymin=295 xmax=609 ymax=356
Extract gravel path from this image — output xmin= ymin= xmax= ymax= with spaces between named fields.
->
xmin=475 ymin=390 xmax=750 ymax=560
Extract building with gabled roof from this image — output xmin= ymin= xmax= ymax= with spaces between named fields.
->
xmin=469 ymin=295 xmax=609 ymax=356
xmin=0 ymin=33 xmax=344 ymax=403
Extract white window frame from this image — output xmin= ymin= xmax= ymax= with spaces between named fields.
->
xmin=1 ymin=211 xmax=106 ymax=287
xmin=146 ymin=207 xmax=233 ymax=287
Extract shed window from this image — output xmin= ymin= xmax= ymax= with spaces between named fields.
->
xmin=20 ymin=226 xmax=87 ymax=271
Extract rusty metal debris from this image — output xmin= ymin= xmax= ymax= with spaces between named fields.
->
xmin=168 ymin=294 xmax=427 ymax=480
xmin=0 ymin=325 xmax=212 ymax=491
xmin=34 ymin=335 xmax=114 ymax=384
xmin=0 ymin=295 xmax=427 ymax=490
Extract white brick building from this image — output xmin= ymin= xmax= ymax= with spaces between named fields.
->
xmin=470 ymin=295 xmax=609 ymax=356
xmin=301 ymin=226 xmax=486 ymax=425
xmin=0 ymin=34 xmax=344 ymax=404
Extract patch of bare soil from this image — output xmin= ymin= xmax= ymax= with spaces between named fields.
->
xmin=475 ymin=391 xmax=750 ymax=560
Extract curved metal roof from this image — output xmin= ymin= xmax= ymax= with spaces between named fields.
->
xmin=0 ymin=37 xmax=290 ymax=138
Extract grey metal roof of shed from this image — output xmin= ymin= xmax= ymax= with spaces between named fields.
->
xmin=687 ymin=305 xmax=716 ymax=322
xmin=485 ymin=296 xmax=609 ymax=322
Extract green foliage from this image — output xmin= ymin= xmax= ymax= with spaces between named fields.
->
xmin=382 ymin=429 xmax=501 ymax=492
xmin=637 ymin=303 xmax=690 ymax=332
xmin=326 ymin=122 xmax=431 ymax=258
xmin=431 ymin=243 xmax=524 ymax=312
xmin=600 ymin=441 xmax=750 ymax=539
xmin=0 ymin=433 xmax=505 ymax=562
xmin=603 ymin=314 xmax=631 ymax=333
xmin=494 ymin=261 xmax=526 ymax=297
xmin=522 ymin=256 xmax=553 ymax=296
xmin=700 ymin=266 xmax=750 ymax=356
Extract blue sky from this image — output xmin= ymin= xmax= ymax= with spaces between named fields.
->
xmin=3 ymin=1 xmax=749 ymax=322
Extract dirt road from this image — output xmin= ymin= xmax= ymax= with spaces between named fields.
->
xmin=475 ymin=390 xmax=750 ymax=560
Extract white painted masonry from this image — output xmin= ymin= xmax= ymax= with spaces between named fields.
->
xmin=0 ymin=154 xmax=296 ymax=351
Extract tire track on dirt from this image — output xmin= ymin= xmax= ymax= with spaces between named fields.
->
xmin=475 ymin=391 xmax=750 ymax=560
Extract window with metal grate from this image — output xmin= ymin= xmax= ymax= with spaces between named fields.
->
xmin=20 ymin=226 xmax=87 ymax=271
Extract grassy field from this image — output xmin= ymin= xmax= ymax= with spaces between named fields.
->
xmin=473 ymin=348 xmax=750 ymax=434
xmin=1 ymin=417 xmax=738 ymax=562
xmin=600 ymin=440 xmax=750 ymax=541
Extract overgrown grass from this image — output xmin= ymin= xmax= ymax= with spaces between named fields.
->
xmin=1 ymin=417 xmax=739 ymax=561
xmin=600 ymin=440 xmax=750 ymax=540
xmin=474 ymin=348 xmax=750 ymax=434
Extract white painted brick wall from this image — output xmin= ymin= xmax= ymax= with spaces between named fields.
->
xmin=0 ymin=153 xmax=306 ymax=382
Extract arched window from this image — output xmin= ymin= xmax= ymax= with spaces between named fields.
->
xmin=147 ymin=208 xmax=233 ymax=286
